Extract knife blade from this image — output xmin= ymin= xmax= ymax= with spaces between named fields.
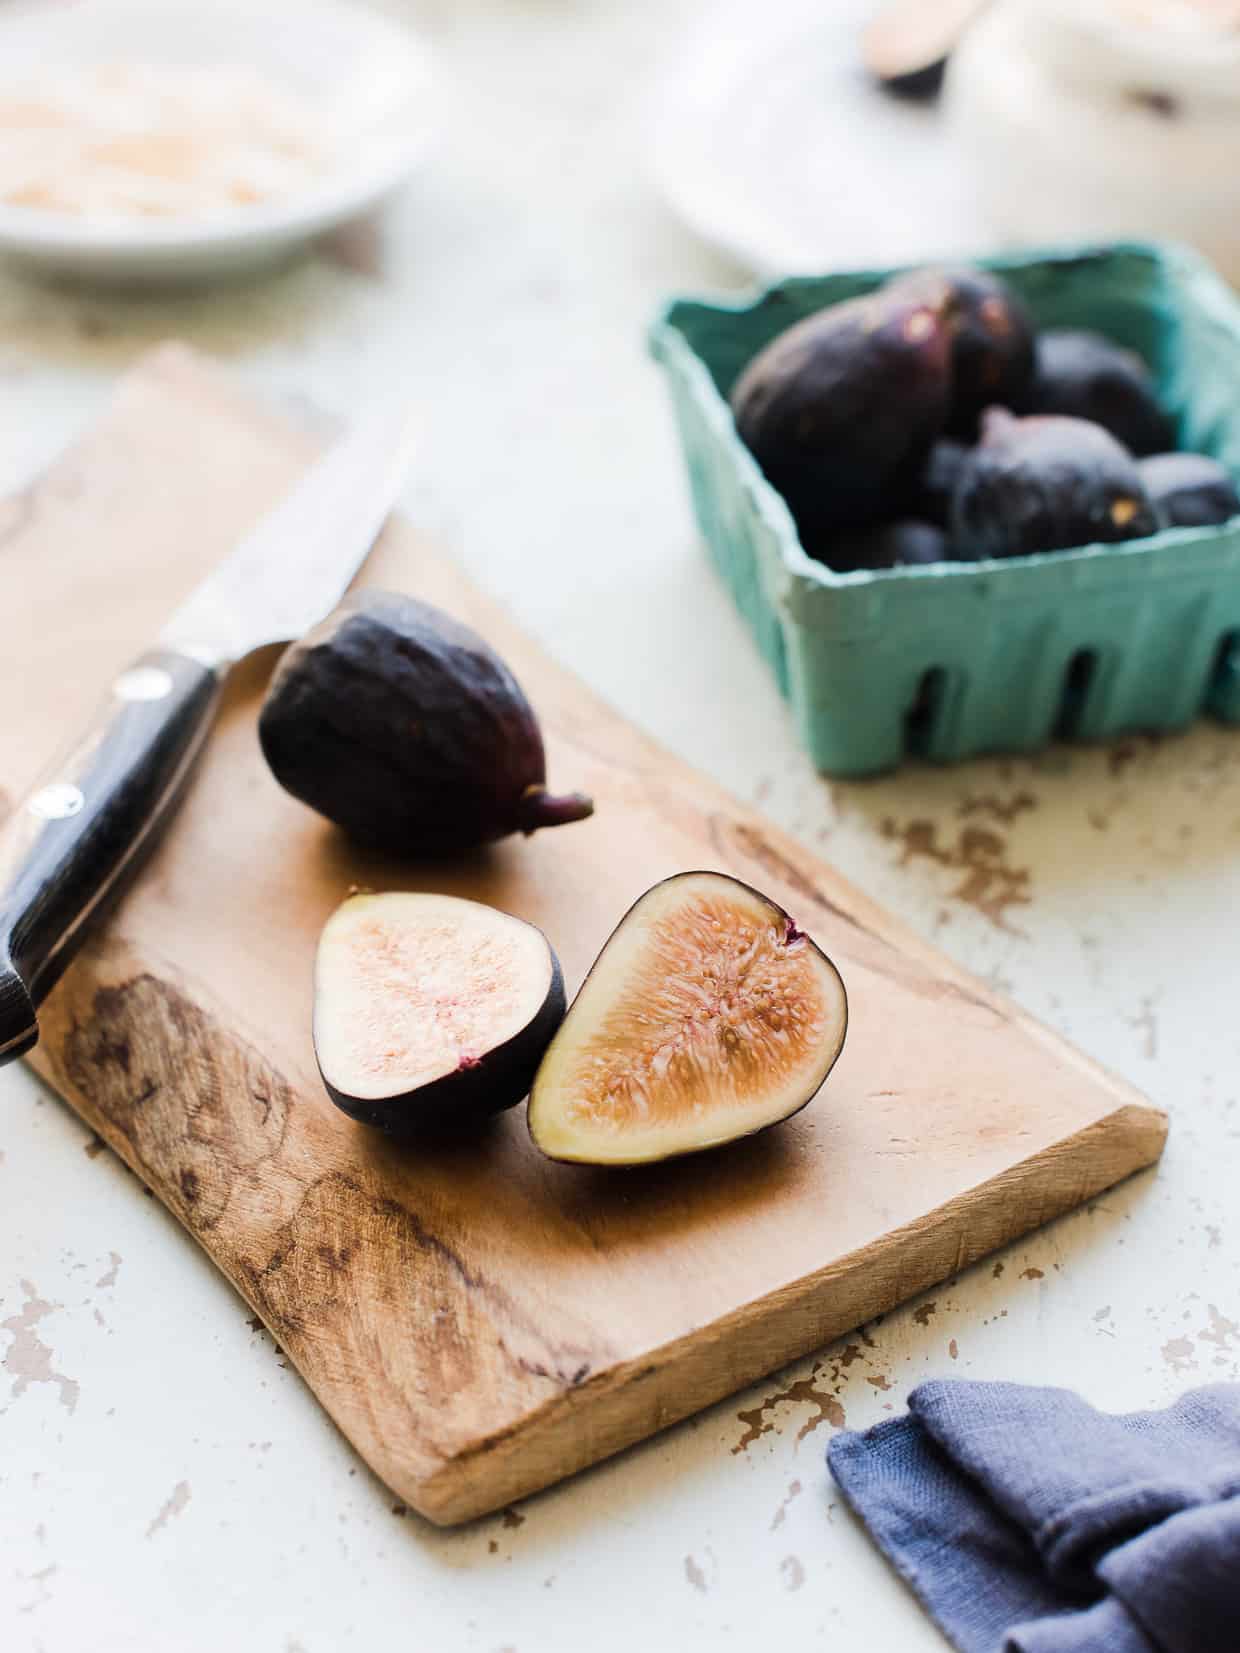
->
xmin=0 ymin=408 xmax=418 ymax=1066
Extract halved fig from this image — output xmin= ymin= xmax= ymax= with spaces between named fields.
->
xmin=528 ymin=872 xmax=848 ymax=1166
xmin=314 ymin=891 xmax=564 ymax=1134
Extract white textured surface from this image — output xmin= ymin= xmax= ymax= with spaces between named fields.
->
xmin=1 ymin=3 xmax=1237 ymax=1650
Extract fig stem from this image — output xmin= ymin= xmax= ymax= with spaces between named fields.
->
xmin=518 ymin=785 xmax=594 ymax=835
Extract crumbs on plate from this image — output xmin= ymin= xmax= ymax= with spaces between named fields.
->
xmin=0 ymin=60 xmax=332 ymax=219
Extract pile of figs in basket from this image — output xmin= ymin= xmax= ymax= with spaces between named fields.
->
xmin=729 ymin=264 xmax=1240 ymax=573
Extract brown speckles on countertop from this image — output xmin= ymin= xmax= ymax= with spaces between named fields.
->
xmin=866 ymin=1375 xmax=892 ymax=1391
xmin=501 ymin=1507 xmax=525 ymax=1530
xmin=95 ymin=1251 xmax=121 ymax=1291
xmin=1108 ymin=734 xmax=1162 ymax=778
xmin=83 ymin=1133 xmax=106 ymax=1159
xmin=779 ymin=1555 xmax=805 ymax=1592
xmin=1199 ymin=1305 xmax=1238 ymax=1352
xmin=948 ymin=1339 xmax=958 ymax=1360
xmin=880 ymin=817 xmax=1031 ymax=932
xmin=145 ymin=1479 xmax=191 ymax=1538
xmin=913 ymin=1301 xmax=936 ymax=1327
xmin=246 ymin=1315 xmax=264 ymax=1333
xmin=1020 ymin=1268 xmax=1044 ymax=1281
xmin=683 ymin=1551 xmax=710 ymax=1593
xmin=1126 ymin=995 xmax=1160 ymax=1060
xmin=18 ymin=1560 xmax=57 ymax=1614
xmin=2 ymin=1281 xmax=79 ymax=1413
xmin=770 ymin=1478 xmax=802 ymax=1532
xmin=981 ymin=961 xmax=1016 ymax=996
xmin=992 ymin=1261 xmax=1005 ymax=1279
xmin=733 ymin=1362 xmax=847 ymax=1454
xmin=957 ymin=791 xmax=1037 ymax=825
xmin=390 ymin=1502 xmax=407 ymax=1519
xmin=1161 ymin=1335 xmax=1196 ymax=1373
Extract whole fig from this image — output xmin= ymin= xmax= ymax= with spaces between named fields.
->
xmin=1028 ymin=330 xmax=1174 ymax=457
xmin=885 ymin=265 xmax=1035 ymax=437
xmin=827 ymin=519 xmax=950 ymax=572
xmin=259 ymin=590 xmax=593 ymax=855
xmin=1139 ymin=452 xmax=1240 ymax=530
xmin=914 ymin=437 xmax=970 ymax=527
xmin=730 ymin=288 xmax=953 ymax=540
xmin=953 ymin=409 xmax=1157 ymax=560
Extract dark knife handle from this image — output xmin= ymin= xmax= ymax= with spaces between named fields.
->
xmin=0 ymin=647 xmax=225 ymax=1064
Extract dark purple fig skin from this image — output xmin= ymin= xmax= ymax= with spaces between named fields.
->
xmin=826 ymin=518 xmax=950 ymax=572
xmin=915 ymin=437 xmax=970 ymax=528
xmin=322 ymin=951 xmax=565 ymax=1137
xmin=953 ymin=409 xmax=1158 ymax=560
xmin=259 ymin=590 xmax=592 ymax=855
xmin=1138 ymin=453 xmax=1240 ymax=530
xmin=885 ymin=266 xmax=1036 ymax=438
xmin=1028 ymin=330 xmax=1174 ymax=457
xmin=730 ymin=289 xmax=953 ymax=539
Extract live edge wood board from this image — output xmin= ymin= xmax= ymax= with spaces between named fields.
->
xmin=1 ymin=348 xmax=1167 ymax=1525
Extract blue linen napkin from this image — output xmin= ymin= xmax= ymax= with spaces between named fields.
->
xmin=827 ymin=1380 xmax=1240 ymax=1652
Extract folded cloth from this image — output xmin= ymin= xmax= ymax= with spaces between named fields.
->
xmin=827 ymin=1380 xmax=1240 ymax=1653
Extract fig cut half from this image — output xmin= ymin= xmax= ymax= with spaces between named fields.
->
xmin=528 ymin=872 xmax=848 ymax=1166
xmin=314 ymin=891 xmax=565 ymax=1134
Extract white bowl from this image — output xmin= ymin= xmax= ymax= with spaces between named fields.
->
xmin=0 ymin=0 xmax=435 ymax=282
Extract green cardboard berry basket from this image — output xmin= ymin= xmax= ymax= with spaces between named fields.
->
xmin=650 ymin=241 xmax=1240 ymax=776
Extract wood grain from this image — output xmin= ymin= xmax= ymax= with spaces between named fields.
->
xmin=1 ymin=347 xmax=1166 ymax=1524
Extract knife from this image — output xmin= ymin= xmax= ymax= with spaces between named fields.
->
xmin=0 ymin=408 xmax=418 ymax=1066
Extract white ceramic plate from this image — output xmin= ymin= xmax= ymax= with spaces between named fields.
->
xmin=650 ymin=0 xmax=990 ymax=277
xmin=0 ymin=0 xmax=435 ymax=281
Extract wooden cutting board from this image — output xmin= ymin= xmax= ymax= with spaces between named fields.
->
xmin=3 ymin=347 xmax=1166 ymax=1525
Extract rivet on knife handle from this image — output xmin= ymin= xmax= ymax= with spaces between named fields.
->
xmin=0 ymin=405 xmax=419 ymax=1066
xmin=0 ymin=648 xmax=224 ymax=1063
